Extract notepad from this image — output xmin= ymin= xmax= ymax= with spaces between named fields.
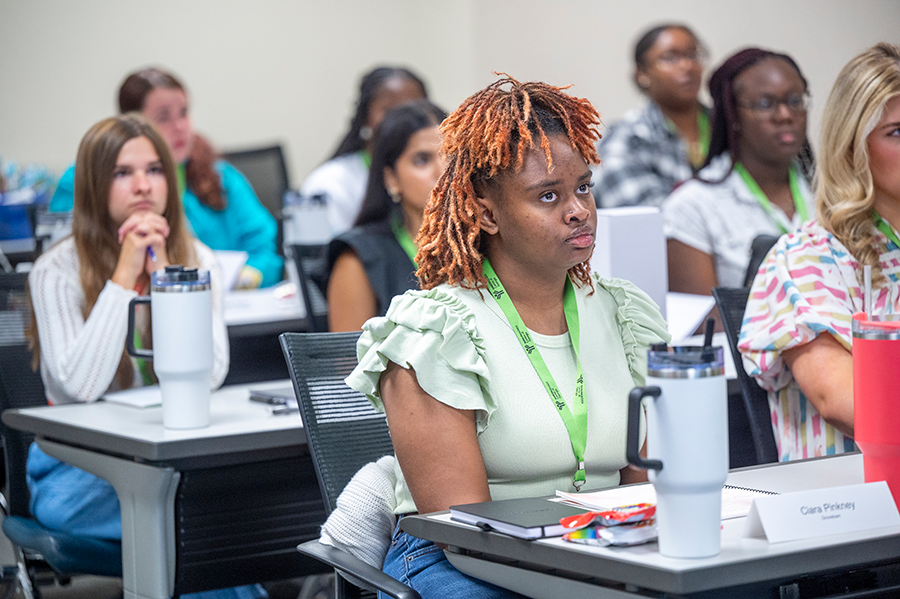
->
xmin=102 ymin=386 xmax=162 ymax=408
xmin=450 ymin=497 xmax=589 ymax=540
xmin=557 ymin=484 xmax=777 ymax=521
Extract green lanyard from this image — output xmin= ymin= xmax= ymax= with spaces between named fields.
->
xmin=665 ymin=110 xmax=710 ymax=168
xmin=391 ymin=215 xmax=418 ymax=268
xmin=176 ymin=163 xmax=187 ymax=198
xmin=873 ymin=212 xmax=900 ymax=250
xmin=734 ymin=163 xmax=808 ymax=235
xmin=696 ymin=111 xmax=710 ymax=164
xmin=482 ymin=259 xmax=587 ymax=490
xmin=132 ymin=329 xmax=156 ymax=386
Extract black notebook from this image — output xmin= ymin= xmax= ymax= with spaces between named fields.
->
xmin=450 ymin=497 xmax=589 ymax=540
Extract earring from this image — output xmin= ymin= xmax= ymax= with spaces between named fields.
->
xmin=388 ymin=188 xmax=402 ymax=204
xmin=360 ymin=126 xmax=373 ymax=141
xmin=638 ymin=75 xmax=651 ymax=89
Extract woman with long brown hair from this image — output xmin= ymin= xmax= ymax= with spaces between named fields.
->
xmin=29 ymin=114 xmax=265 ymax=598
xmin=345 ymin=77 xmax=668 ymax=597
xmin=50 ymin=67 xmax=282 ymax=288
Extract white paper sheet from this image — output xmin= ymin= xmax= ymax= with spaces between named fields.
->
xmin=103 ymin=385 xmax=162 ymax=408
xmin=557 ymin=484 xmax=773 ymax=520
xmin=213 ymin=250 xmax=249 ymax=291
xmin=666 ymin=292 xmax=716 ymax=344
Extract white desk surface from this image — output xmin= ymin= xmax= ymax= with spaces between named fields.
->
xmin=1 ymin=380 xmax=303 ymax=462
xmin=406 ymin=454 xmax=900 ymax=595
xmin=224 ymin=286 xmax=305 ymax=326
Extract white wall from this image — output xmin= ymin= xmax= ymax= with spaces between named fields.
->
xmin=2 ymin=0 xmax=899 ymax=187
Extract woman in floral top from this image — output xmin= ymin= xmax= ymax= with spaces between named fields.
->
xmin=739 ymin=43 xmax=900 ymax=461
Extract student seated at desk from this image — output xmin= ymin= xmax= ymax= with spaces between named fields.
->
xmin=298 ymin=66 xmax=428 ymax=236
xmin=740 ymin=43 xmax=900 ymax=462
xmin=28 ymin=114 xmax=265 ymax=599
xmin=346 ymin=77 xmax=670 ymax=598
xmin=326 ymin=99 xmax=446 ymax=331
xmin=50 ymin=67 xmax=282 ymax=288
xmin=593 ymin=23 xmax=710 ymax=208
xmin=663 ymin=48 xmax=816 ymax=293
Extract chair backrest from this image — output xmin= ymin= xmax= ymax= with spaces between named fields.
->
xmin=743 ymin=234 xmax=780 ymax=287
xmin=220 ymin=144 xmax=290 ymax=219
xmin=712 ymin=286 xmax=779 ymax=466
xmin=287 ymin=244 xmax=329 ymax=332
xmin=280 ymin=332 xmax=394 ymax=514
xmin=0 ymin=272 xmax=49 ymax=517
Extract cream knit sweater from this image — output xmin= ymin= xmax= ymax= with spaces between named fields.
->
xmin=29 ymin=236 xmax=229 ymax=404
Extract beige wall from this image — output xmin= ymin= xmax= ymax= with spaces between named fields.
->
xmin=2 ymin=0 xmax=899 ymax=187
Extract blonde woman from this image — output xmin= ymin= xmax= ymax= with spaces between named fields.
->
xmin=28 ymin=115 xmax=265 ymax=598
xmin=739 ymin=43 xmax=900 ymax=462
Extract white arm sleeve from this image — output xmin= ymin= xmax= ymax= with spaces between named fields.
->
xmin=30 ymin=251 xmax=137 ymax=403
xmin=196 ymin=241 xmax=230 ymax=389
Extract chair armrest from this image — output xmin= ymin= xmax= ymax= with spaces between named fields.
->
xmin=297 ymin=539 xmax=421 ymax=599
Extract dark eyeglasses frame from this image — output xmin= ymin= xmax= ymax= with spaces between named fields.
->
xmin=737 ymin=92 xmax=811 ymax=115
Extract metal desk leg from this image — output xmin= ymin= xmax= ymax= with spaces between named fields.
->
xmin=38 ymin=439 xmax=181 ymax=599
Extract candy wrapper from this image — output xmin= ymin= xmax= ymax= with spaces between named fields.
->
xmin=563 ymin=519 xmax=658 ymax=547
xmin=559 ymin=502 xmax=656 ymax=531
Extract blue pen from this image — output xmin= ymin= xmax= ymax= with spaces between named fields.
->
xmin=147 ymin=247 xmax=158 ymax=263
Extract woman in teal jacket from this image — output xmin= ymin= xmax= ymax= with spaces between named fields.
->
xmin=51 ymin=67 xmax=282 ymax=288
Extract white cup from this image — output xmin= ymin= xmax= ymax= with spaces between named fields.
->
xmin=627 ymin=346 xmax=728 ymax=558
xmin=128 ymin=266 xmax=213 ymax=429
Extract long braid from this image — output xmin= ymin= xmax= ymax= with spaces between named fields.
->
xmin=416 ymin=76 xmax=602 ymax=291
xmin=701 ymin=48 xmax=813 ymax=183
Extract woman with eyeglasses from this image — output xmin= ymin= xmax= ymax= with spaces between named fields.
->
xmin=663 ymin=48 xmax=815 ymax=296
xmin=739 ymin=43 xmax=900 ymax=461
xmin=593 ymin=24 xmax=710 ymax=208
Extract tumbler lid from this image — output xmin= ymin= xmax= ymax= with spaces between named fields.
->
xmin=852 ymin=312 xmax=900 ymax=340
xmin=647 ymin=345 xmax=724 ymax=379
xmin=151 ymin=266 xmax=210 ymax=292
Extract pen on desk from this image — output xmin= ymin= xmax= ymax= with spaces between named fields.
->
xmin=147 ymin=247 xmax=158 ymax=263
xmin=271 ymin=405 xmax=299 ymax=416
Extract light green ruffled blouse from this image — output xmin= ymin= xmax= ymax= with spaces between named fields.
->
xmin=347 ymin=274 xmax=670 ymax=514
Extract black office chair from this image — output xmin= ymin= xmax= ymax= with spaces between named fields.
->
xmin=220 ymin=144 xmax=290 ymax=220
xmin=743 ymin=234 xmax=780 ymax=287
xmin=287 ymin=244 xmax=330 ymax=332
xmin=280 ymin=332 xmax=420 ymax=599
xmin=712 ymin=286 xmax=779 ymax=466
xmin=0 ymin=272 xmax=122 ymax=599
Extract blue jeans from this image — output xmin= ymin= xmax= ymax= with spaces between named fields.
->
xmin=26 ymin=444 xmax=267 ymax=599
xmin=379 ymin=518 xmax=526 ymax=599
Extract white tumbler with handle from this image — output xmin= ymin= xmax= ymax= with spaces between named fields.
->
xmin=627 ymin=345 xmax=728 ymax=558
xmin=127 ymin=266 xmax=213 ymax=429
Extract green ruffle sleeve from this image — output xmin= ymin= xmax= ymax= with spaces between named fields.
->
xmin=594 ymin=274 xmax=671 ymax=387
xmin=345 ymin=288 xmax=496 ymax=433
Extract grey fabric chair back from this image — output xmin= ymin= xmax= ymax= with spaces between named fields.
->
xmin=287 ymin=244 xmax=329 ymax=332
xmin=712 ymin=286 xmax=779 ymax=465
xmin=280 ymin=332 xmax=394 ymax=513
xmin=220 ymin=144 xmax=290 ymax=219
xmin=743 ymin=234 xmax=780 ymax=287
xmin=0 ymin=272 xmax=46 ymax=517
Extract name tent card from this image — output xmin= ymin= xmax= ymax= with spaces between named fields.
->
xmin=743 ymin=481 xmax=900 ymax=543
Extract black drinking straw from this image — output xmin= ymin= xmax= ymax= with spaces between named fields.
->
xmin=701 ymin=317 xmax=715 ymax=362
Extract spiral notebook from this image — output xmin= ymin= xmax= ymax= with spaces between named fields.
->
xmin=556 ymin=483 xmax=777 ymax=520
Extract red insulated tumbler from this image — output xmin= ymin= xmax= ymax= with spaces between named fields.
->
xmin=852 ymin=312 xmax=900 ymax=508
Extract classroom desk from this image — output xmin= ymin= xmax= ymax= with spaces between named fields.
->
xmin=402 ymin=454 xmax=900 ymax=598
xmin=2 ymin=380 xmax=328 ymax=599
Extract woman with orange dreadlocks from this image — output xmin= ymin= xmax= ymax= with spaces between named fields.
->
xmin=346 ymin=77 xmax=669 ymax=597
